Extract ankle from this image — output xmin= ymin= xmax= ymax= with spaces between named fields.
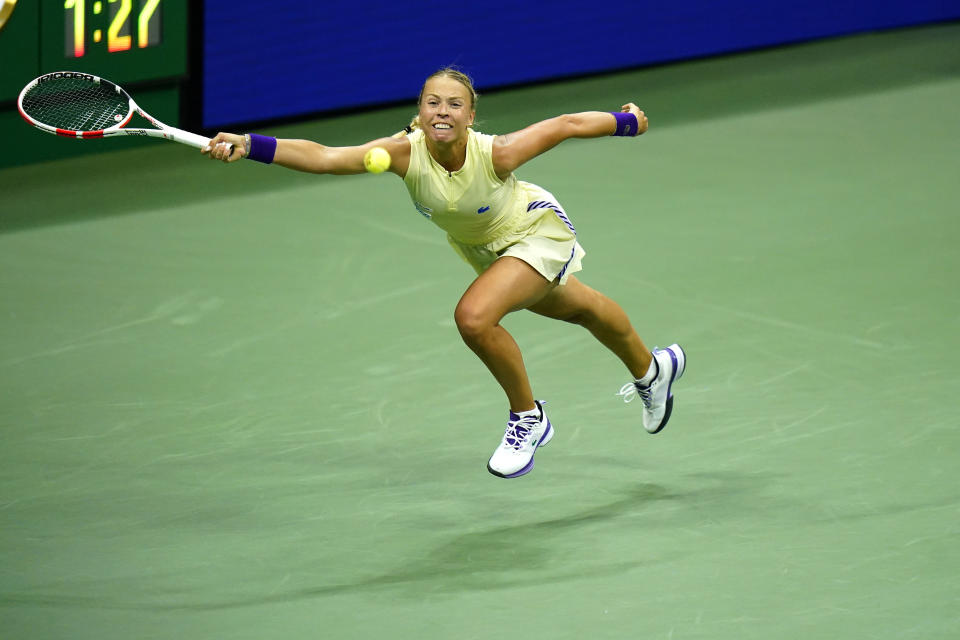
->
xmin=512 ymin=404 xmax=539 ymax=418
xmin=635 ymin=355 xmax=659 ymax=387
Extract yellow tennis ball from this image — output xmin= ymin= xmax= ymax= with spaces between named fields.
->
xmin=363 ymin=146 xmax=391 ymax=174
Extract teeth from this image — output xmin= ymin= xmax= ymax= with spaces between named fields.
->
xmin=434 ymin=124 xmax=452 ymax=129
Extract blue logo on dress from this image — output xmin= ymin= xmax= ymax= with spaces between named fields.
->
xmin=477 ymin=205 xmax=490 ymax=214
xmin=414 ymin=202 xmax=433 ymax=220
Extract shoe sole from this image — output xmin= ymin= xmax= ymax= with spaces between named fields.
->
xmin=487 ymin=420 xmax=553 ymax=479
xmin=648 ymin=343 xmax=686 ymax=435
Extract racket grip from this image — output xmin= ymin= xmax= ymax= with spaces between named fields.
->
xmin=172 ymin=129 xmax=213 ymax=149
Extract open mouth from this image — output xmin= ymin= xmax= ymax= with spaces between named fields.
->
xmin=433 ymin=123 xmax=453 ymax=130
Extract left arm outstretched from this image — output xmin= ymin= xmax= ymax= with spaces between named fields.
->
xmin=492 ymin=103 xmax=648 ymax=178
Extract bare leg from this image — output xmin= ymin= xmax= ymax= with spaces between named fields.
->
xmin=527 ymin=275 xmax=653 ymax=379
xmin=454 ymin=257 xmax=557 ymax=412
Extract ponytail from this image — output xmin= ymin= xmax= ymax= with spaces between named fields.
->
xmin=393 ymin=115 xmax=420 ymax=138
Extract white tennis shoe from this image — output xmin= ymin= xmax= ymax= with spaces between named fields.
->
xmin=618 ymin=343 xmax=686 ymax=434
xmin=487 ymin=400 xmax=554 ymax=478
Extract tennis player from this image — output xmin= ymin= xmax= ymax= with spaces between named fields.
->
xmin=204 ymin=68 xmax=686 ymax=479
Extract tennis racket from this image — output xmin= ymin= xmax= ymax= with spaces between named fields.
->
xmin=18 ymin=71 xmax=219 ymax=151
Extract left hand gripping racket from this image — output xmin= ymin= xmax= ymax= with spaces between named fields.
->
xmin=18 ymin=71 xmax=215 ymax=151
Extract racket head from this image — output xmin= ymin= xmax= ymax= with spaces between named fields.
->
xmin=18 ymin=71 xmax=134 ymax=139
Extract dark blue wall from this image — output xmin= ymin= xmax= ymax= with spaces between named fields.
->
xmin=202 ymin=0 xmax=960 ymax=128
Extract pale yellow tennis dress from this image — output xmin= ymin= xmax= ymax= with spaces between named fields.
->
xmin=403 ymin=128 xmax=585 ymax=284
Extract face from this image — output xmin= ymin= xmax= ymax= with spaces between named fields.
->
xmin=418 ymin=76 xmax=475 ymax=145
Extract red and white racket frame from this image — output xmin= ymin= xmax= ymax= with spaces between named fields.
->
xmin=18 ymin=71 xmax=211 ymax=149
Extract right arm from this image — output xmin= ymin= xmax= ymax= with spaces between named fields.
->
xmin=491 ymin=104 xmax=648 ymax=179
xmin=203 ymin=132 xmax=412 ymax=177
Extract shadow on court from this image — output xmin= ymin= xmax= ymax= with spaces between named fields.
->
xmin=0 ymin=474 xmax=798 ymax=612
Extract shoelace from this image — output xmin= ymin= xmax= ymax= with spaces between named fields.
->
xmin=617 ymin=382 xmax=653 ymax=408
xmin=503 ymin=415 xmax=538 ymax=449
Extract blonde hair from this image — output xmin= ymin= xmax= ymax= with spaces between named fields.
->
xmin=394 ymin=67 xmax=479 ymax=137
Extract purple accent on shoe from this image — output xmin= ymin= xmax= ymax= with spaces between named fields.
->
xmin=665 ymin=348 xmax=679 ymax=384
xmin=647 ymin=346 xmax=682 ymax=435
xmin=673 ymin=344 xmax=686 ymax=379
xmin=491 ymin=421 xmax=553 ymax=479
xmin=505 ymin=405 xmax=539 ymax=448
xmin=488 ymin=401 xmax=552 ymax=479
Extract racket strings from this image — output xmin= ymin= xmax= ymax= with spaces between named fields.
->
xmin=22 ymin=78 xmax=129 ymax=133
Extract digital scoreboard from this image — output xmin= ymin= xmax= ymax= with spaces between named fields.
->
xmin=63 ymin=0 xmax=163 ymax=58
xmin=42 ymin=0 xmax=187 ymax=86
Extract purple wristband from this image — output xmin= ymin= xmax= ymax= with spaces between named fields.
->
xmin=611 ymin=112 xmax=639 ymax=137
xmin=247 ymin=133 xmax=277 ymax=164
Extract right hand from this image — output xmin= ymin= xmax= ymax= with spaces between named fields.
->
xmin=621 ymin=103 xmax=649 ymax=135
xmin=203 ymin=132 xmax=246 ymax=162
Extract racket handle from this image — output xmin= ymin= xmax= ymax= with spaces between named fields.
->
xmin=165 ymin=127 xmax=236 ymax=157
xmin=170 ymin=129 xmax=212 ymax=149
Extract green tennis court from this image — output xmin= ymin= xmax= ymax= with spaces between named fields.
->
xmin=2 ymin=23 xmax=958 ymax=640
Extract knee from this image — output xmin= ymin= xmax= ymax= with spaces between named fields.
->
xmin=453 ymin=300 xmax=491 ymax=342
